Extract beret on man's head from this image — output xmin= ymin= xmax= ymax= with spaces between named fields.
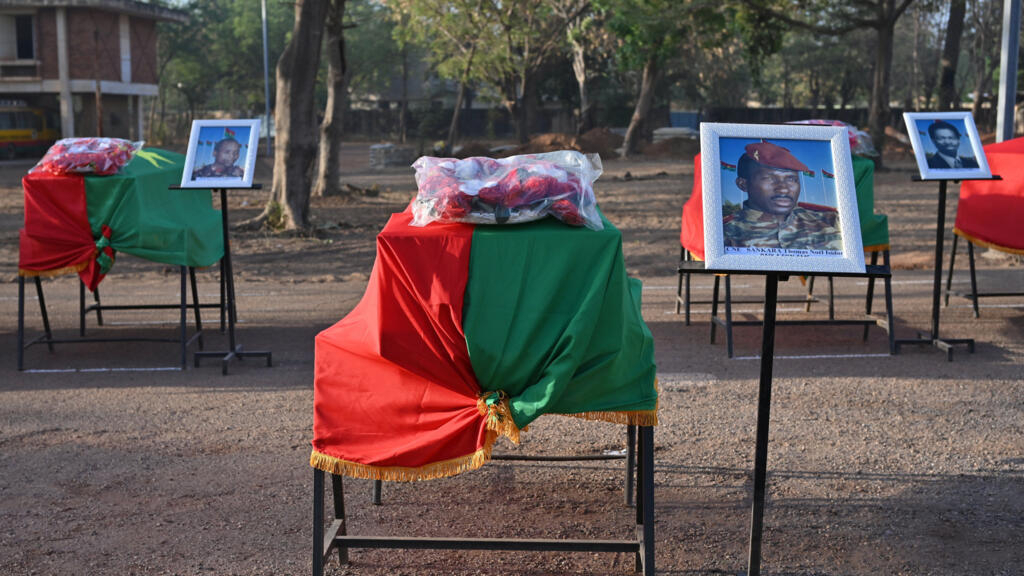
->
xmin=742 ymin=141 xmax=809 ymax=173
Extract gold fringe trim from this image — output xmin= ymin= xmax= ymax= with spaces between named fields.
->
xmin=563 ymin=377 xmax=660 ymax=426
xmin=953 ymin=228 xmax=1024 ymax=256
xmin=564 ymin=409 xmax=659 ymax=426
xmin=863 ymin=243 xmax=890 ymax=253
xmin=310 ymin=438 xmax=497 ymax=482
xmin=19 ymin=260 xmax=89 ymax=279
xmin=477 ymin=391 xmax=522 ymax=444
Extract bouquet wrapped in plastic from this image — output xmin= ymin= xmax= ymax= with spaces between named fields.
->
xmin=30 ymin=138 xmax=144 ymax=176
xmin=411 ymin=150 xmax=603 ymax=230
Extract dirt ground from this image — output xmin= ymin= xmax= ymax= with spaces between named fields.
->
xmin=1 ymin=142 xmax=1022 ymax=576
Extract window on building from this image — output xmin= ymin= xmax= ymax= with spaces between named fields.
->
xmin=0 ymin=14 xmax=34 ymax=60
xmin=15 ymin=15 xmax=33 ymax=59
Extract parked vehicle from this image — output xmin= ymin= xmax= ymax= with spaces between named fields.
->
xmin=0 ymin=100 xmax=60 ymax=159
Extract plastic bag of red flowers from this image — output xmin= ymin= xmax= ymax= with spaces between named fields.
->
xmin=30 ymin=138 xmax=144 ymax=176
xmin=411 ymin=150 xmax=604 ymax=230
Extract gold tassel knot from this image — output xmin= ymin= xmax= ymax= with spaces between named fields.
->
xmin=477 ymin=390 xmax=521 ymax=444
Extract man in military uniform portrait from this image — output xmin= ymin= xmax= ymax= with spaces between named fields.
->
xmin=723 ymin=141 xmax=842 ymax=251
xmin=925 ymin=120 xmax=979 ymax=169
xmin=192 ymin=137 xmax=245 ymax=179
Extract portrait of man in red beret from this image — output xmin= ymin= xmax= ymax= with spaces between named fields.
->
xmin=723 ymin=141 xmax=842 ymax=251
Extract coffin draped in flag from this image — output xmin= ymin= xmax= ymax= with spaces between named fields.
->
xmin=311 ymin=208 xmax=657 ymax=481
xmin=18 ymin=148 xmax=223 ymax=290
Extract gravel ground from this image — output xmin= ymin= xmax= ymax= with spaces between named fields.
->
xmin=1 ymin=145 xmax=1022 ymax=575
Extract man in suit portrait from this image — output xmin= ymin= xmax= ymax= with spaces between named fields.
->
xmin=926 ymin=120 xmax=979 ymax=169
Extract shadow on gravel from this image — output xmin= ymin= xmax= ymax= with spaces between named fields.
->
xmin=3 ymin=322 xmax=322 ymax=389
xmin=647 ymin=316 xmax=1024 ymax=383
xmin=655 ymin=463 xmax=1023 ymax=575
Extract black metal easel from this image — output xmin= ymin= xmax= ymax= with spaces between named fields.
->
xmin=894 ymin=176 xmax=999 ymax=361
xmin=677 ymin=261 xmax=891 ymax=576
xmin=181 ymin=185 xmax=272 ymax=375
xmin=313 ymin=425 xmax=656 ymax=576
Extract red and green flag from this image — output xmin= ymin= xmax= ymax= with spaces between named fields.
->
xmin=721 ymin=161 xmax=737 ymax=171
xmin=18 ymin=149 xmax=224 ymax=290
xmin=822 ymin=169 xmax=835 ymax=179
xmin=311 ymin=208 xmax=658 ymax=481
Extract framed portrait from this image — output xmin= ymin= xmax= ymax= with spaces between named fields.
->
xmin=700 ymin=123 xmax=865 ymax=274
xmin=903 ymin=111 xmax=991 ymax=180
xmin=180 ymin=118 xmax=261 ymax=188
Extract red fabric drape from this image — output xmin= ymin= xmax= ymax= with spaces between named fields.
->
xmin=681 ymin=154 xmax=706 ymax=259
xmin=312 ymin=210 xmax=491 ymax=478
xmin=18 ymin=173 xmax=104 ymax=289
xmin=955 ymin=138 xmax=1024 ymax=253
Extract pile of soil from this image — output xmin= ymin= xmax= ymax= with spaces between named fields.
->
xmin=883 ymin=125 xmax=915 ymax=160
xmin=639 ymin=136 xmax=701 ymax=159
xmin=577 ymin=127 xmax=624 ymax=159
xmin=452 ymin=141 xmax=493 ymax=158
xmin=454 ymin=128 xmax=658 ymax=161
xmin=507 ymin=128 xmax=625 ymax=159
xmin=516 ymin=132 xmax=583 ymax=154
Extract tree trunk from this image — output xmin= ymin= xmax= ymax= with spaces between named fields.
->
xmin=867 ymin=15 xmax=896 ymax=165
xmin=571 ymin=36 xmax=592 ymax=135
xmin=255 ymin=0 xmax=328 ymax=230
xmin=783 ymin=59 xmax=793 ymax=110
xmin=911 ymin=6 xmax=920 ymax=110
xmin=938 ymin=0 xmax=967 ymax=110
xmin=447 ymin=43 xmax=477 ymax=154
xmin=523 ymin=75 xmax=538 ymax=142
xmin=313 ymin=0 xmax=348 ymax=199
xmin=399 ymin=48 xmax=408 ymax=144
xmin=623 ymin=57 xmax=658 ymax=158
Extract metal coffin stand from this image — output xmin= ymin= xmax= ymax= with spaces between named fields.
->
xmin=944 ymin=232 xmax=1024 ymax=318
xmin=369 ymin=425 xmax=642 ymax=507
xmin=17 ymin=265 xmax=214 ymax=371
xmin=312 ymin=425 xmax=656 ymax=576
xmin=677 ymin=250 xmax=896 ymax=357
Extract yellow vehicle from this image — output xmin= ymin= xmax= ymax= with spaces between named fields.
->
xmin=0 ymin=100 xmax=60 ymax=159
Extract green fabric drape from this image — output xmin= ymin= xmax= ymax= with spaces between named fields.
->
xmin=83 ymin=148 xmax=223 ymax=268
xmin=463 ymin=213 xmax=657 ymax=430
xmin=852 ymin=155 xmax=889 ymax=249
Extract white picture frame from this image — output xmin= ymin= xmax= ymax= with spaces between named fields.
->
xmin=180 ymin=118 xmax=261 ymax=188
xmin=903 ymin=111 xmax=991 ymax=181
xmin=700 ymin=122 xmax=865 ymax=274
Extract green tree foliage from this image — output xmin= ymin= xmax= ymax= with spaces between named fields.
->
xmin=965 ymin=0 xmax=1002 ymax=128
xmin=753 ymin=0 xmax=917 ymax=161
xmin=157 ymin=0 xmax=294 ymax=127
xmin=755 ymin=30 xmax=873 ymax=111
xmin=389 ymin=0 xmax=491 ymax=146
xmin=891 ymin=4 xmax=943 ymax=111
xmin=730 ymin=0 xmax=786 ymax=82
xmin=391 ymin=0 xmax=582 ymax=143
xmin=598 ymin=0 xmax=730 ymax=155
xmin=345 ymin=0 xmax=405 ymax=99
